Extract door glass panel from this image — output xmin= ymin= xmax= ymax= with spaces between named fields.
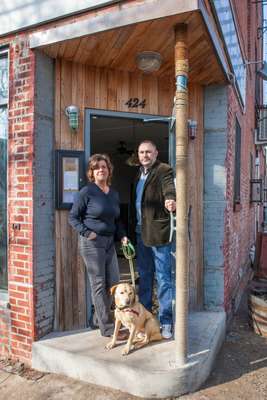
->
xmin=0 ymin=55 xmax=8 ymax=106
xmin=0 ymin=107 xmax=8 ymax=289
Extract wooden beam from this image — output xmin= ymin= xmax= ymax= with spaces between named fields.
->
xmin=29 ymin=0 xmax=198 ymax=48
xmin=174 ymin=23 xmax=189 ymax=367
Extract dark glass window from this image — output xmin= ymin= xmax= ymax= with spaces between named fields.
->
xmin=0 ymin=50 xmax=8 ymax=290
xmin=234 ymin=118 xmax=241 ymax=207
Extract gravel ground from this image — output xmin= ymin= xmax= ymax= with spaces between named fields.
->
xmin=0 ymin=290 xmax=266 ymax=400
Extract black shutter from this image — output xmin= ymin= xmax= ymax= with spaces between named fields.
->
xmin=234 ymin=118 xmax=241 ymax=206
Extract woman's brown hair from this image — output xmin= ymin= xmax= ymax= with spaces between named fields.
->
xmin=87 ymin=154 xmax=113 ymax=186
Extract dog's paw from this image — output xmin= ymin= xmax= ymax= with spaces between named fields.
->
xmin=105 ymin=341 xmax=115 ymax=350
xmin=121 ymin=346 xmax=130 ymax=356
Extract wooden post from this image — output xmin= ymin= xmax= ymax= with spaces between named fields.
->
xmin=174 ymin=23 xmax=189 ymax=366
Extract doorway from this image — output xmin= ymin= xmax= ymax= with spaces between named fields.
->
xmin=85 ymin=109 xmax=169 ymax=281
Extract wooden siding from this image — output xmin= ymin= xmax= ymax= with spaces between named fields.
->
xmin=55 ymin=59 xmax=203 ymax=330
xmin=44 ymin=11 xmax=225 ymax=85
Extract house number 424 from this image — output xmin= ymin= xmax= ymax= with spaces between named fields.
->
xmin=125 ymin=98 xmax=146 ymax=108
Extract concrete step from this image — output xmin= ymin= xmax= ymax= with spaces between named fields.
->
xmin=32 ymin=311 xmax=225 ymax=398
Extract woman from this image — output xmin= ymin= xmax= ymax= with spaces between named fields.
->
xmin=69 ymin=154 xmax=128 ymax=338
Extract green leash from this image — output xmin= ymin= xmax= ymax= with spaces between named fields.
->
xmin=121 ymin=241 xmax=136 ymax=288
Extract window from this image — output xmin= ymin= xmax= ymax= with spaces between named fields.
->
xmin=0 ymin=48 xmax=8 ymax=290
xmin=233 ymin=118 xmax=241 ymax=208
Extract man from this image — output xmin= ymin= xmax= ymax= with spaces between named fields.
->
xmin=133 ymin=140 xmax=176 ymax=339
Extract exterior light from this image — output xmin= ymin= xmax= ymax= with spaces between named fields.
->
xmin=244 ymin=60 xmax=267 ymax=81
xmin=136 ymin=51 xmax=162 ymax=73
xmin=257 ymin=61 xmax=267 ymax=81
xmin=65 ymin=105 xmax=79 ymax=130
xmin=188 ymin=119 xmax=197 ymax=140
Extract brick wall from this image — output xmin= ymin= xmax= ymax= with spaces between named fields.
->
xmin=1 ymin=36 xmax=36 ymax=364
xmin=0 ymin=40 xmax=56 ymax=363
xmin=224 ymin=89 xmax=256 ymax=315
xmin=223 ymin=0 xmax=263 ymax=316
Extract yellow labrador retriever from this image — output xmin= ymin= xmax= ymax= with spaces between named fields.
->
xmin=105 ymin=282 xmax=162 ymax=355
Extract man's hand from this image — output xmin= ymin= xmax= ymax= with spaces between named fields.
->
xmin=165 ymin=199 xmax=176 ymax=212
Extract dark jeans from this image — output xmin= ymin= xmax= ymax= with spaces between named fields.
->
xmin=136 ymin=233 xmax=173 ymax=325
xmin=79 ymin=234 xmax=119 ymax=336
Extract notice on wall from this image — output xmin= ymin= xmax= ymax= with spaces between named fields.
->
xmin=62 ymin=157 xmax=79 ymax=203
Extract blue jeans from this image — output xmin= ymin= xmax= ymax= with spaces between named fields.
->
xmin=136 ymin=234 xmax=173 ymax=325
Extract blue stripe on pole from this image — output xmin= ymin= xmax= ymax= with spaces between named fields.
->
xmin=176 ymin=75 xmax=188 ymax=91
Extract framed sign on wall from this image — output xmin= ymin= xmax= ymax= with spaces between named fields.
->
xmin=55 ymin=150 xmax=85 ymax=209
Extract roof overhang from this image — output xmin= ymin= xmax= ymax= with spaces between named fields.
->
xmin=29 ymin=0 xmax=230 ymax=81
xmin=29 ymin=0 xmax=199 ymax=48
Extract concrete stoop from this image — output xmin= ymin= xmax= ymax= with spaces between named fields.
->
xmin=32 ymin=311 xmax=226 ymax=398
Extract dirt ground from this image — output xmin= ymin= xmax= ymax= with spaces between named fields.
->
xmin=0 ymin=290 xmax=267 ymax=400
xmin=180 ymin=290 xmax=267 ymax=400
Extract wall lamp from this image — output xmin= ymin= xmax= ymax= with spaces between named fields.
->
xmin=244 ymin=60 xmax=267 ymax=80
xmin=188 ymin=119 xmax=197 ymax=140
xmin=143 ymin=116 xmax=197 ymax=140
xmin=65 ymin=105 xmax=79 ymax=131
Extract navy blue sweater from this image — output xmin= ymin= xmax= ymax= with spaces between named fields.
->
xmin=68 ymin=183 xmax=125 ymax=240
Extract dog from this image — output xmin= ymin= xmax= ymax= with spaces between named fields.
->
xmin=105 ymin=282 xmax=162 ymax=355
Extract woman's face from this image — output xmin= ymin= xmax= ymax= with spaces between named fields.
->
xmin=93 ymin=160 xmax=109 ymax=185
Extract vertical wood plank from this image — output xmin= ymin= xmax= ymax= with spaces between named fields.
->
xmin=72 ymin=63 xmax=85 ymax=150
xmin=158 ymin=75 xmax=174 ymax=116
xmin=55 ymin=211 xmax=64 ymax=330
xmin=107 ymin=69 xmax=118 ymax=111
xmin=61 ymin=60 xmax=73 ymax=150
xmin=94 ymin=67 xmax=101 ymax=109
xmin=61 ymin=211 xmax=74 ymax=330
xmin=99 ymin=68 xmax=108 ymax=109
xmin=55 ymin=59 xmax=62 ymax=149
xmin=116 ymin=70 xmax=130 ymax=112
xmin=85 ymin=66 xmax=96 ymax=109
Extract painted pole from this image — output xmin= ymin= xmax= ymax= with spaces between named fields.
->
xmin=174 ymin=23 xmax=189 ymax=366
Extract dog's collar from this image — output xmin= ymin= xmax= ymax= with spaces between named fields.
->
xmin=118 ymin=307 xmax=139 ymax=316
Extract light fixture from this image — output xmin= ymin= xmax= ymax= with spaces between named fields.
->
xmin=65 ymin=105 xmax=79 ymax=130
xmin=136 ymin=51 xmax=162 ymax=73
xmin=244 ymin=60 xmax=267 ymax=81
xmin=244 ymin=60 xmax=264 ymax=66
xmin=257 ymin=61 xmax=267 ymax=81
xmin=188 ymin=120 xmax=197 ymax=140
xmin=116 ymin=141 xmax=133 ymax=155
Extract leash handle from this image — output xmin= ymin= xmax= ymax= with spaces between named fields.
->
xmin=169 ymin=211 xmax=176 ymax=242
xmin=121 ymin=241 xmax=136 ymax=288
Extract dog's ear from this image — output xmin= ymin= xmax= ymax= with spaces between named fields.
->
xmin=110 ymin=285 xmax=118 ymax=296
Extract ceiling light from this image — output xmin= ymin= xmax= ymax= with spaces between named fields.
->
xmin=136 ymin=51 xmax=162 ymax=73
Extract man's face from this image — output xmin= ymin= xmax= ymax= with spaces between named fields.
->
xmin=138 ymin=142 xmax=158 ymax=169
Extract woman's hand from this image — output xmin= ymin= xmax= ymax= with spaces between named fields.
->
xmin=121 ymin=236 xmax=128 ymax=246
xmin=87 ymin=231 xmax=97 ymax=240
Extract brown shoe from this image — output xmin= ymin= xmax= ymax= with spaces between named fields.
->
xmin=117 ymin=330 xmax=129 ymax=341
